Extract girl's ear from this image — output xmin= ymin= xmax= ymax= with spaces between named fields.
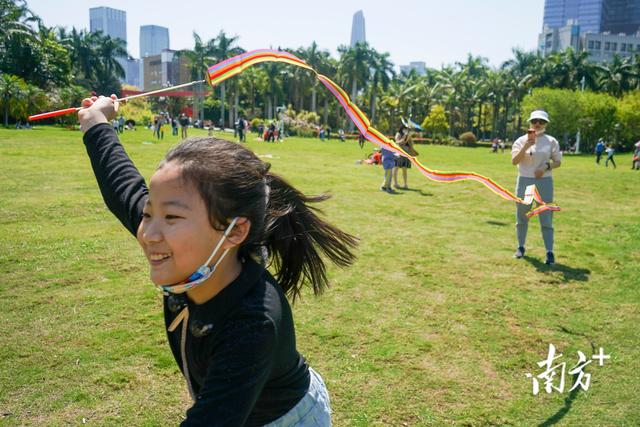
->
xmin=224 ymin=217 xmax=251 ymax=248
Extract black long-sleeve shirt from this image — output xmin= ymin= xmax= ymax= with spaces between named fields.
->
xmin=83 ymin=124 xmax=310 ymax=426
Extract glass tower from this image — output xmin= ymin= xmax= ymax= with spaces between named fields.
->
xmin=89 ymin=7 xmax=126 ymax=42
xmin=140 ymin=25 xmax=170 ymax=58
xmin=543 ymin=0 xmax=640 ymax=35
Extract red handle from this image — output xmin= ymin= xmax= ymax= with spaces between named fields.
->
xmin=28 ymin=107 xmax=80 ymax=121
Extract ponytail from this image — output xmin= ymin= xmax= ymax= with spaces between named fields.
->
xmin=162 ymin=137 xmax=357 ymax=301
xmin=264 ymin=172 xmax=358 ymax=301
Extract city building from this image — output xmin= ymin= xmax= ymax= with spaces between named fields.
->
xmin=543 ymin=0 xmax=640 ymax=35
xmin=125 ymin=58 xmax=141 ymax=89
xmin=89 ymin=7 xmax=139 ymax=86
xmin=539 ymin=0 xmax=640 ymax=61
xmin=140 ymin=25 xmax=170 ymax=58
xmin=350 ymin=10 xmax=366 ymax=47
xmin=89 ymin=6 xmax=126 ymax=41
xmin=400 ymin=61 xmax=427 ymax=76
xmin=143 ymin=49 xmax=191 ymax=91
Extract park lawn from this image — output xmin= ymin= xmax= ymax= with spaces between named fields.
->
xmin=0 ymin=126 xmax=638 ymax=426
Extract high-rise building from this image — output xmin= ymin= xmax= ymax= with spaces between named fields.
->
xmin=89 ymin=7 xmax=126 ymax=41
xmin=400 ymin=62 xmax=427 ymax=76
xmin=542 ymin=0 xmax=640 ymax=35
xmin=143 ymin=49 xmax=190 ymax=91
xmin=140 ymin=25 xmax=170 ymax=58
xmin=350 ymin=10 xmax=366 ymax=47
xmin=539 ymin=0 xmax=640 ymax=61
xmin=603 ymin=0 xmax=640 ymax=34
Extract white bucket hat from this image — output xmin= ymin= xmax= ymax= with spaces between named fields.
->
xmin=528 ymin=110 xmax=550 ymax=123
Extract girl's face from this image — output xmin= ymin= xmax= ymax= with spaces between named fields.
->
xmin=137 ymin=162 xmax=224 ymax=286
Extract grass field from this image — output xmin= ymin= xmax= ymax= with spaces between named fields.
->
xmin=1 ymin=126 xmax=638 ymax=426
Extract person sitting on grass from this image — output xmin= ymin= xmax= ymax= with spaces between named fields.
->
xmin=78 ymin=95 xmax=358 ymax=426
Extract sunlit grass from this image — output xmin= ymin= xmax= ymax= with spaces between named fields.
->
xmin=1 ymin=126 xmax=638 ymax=426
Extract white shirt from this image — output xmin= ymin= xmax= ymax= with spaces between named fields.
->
xmin=511 ymin=133 xmax=562 ymax=178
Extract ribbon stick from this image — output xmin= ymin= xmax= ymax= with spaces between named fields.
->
xmin=28 ymin=80 xmax=206 ymax=122
xmin=206 ymin=49 xmax=560 ymax=217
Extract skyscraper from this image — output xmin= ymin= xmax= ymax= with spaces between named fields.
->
xmin=350 ymin=10 xmax=366 ymax=47
xmin=89 ymin=7 xmax=126 ymax=42
xmin=539 ymin=0 xmax=640 ymax=61
xmin=543 ymin=0 xmax=640 ymax=35
xmin=603 ymin=0 xmax=640 ymax=34
xmin=140 ymin=25 xmax=170 ymax=58
xmin=90 ymin=7 xmax=129 ymax=85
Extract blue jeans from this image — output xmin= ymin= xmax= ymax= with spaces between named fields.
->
xmin=263 ymin=368 xmax=331 ymax=426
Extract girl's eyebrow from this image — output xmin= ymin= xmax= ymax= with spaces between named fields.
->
xmin=162 ymin=200 xmax=191 ymax=210
xmin=144 ymin=200 xmax=191 ymax=210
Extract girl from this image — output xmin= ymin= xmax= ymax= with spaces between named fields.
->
xmin=392 ymin=125 xmax=418 ymax=190
xmin=79 ymin=95 xmax=357 ymax=426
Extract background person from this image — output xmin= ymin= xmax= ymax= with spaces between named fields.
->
xmin=393 ymin=125 xmax=418 ymax=190
xmin=605 ymin=144 xmax=616 ymax=168
xmin=510 ymin=110 xmax=562 ymax=265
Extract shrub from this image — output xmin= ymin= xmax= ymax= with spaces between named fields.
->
xmin=459 ymin=131 xmax=477 ymax=146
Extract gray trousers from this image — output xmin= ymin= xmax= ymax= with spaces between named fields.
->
xmin=515 ymin=176 xmax=554 ymax=252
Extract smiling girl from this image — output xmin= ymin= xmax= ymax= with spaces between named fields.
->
xmin=79 ymin=95 xmax=357 ymax=426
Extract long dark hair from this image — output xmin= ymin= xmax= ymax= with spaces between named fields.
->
xmin=160 ymin=137 xmax=358 ymax=300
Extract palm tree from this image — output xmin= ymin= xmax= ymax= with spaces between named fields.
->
xmin=210 ymin=31 xmax=243 ymax=128
xmin=0 ymin=74 xmax=26 ymax=126
xmin=338 ymin=42 xmax=371 ymax=131
xmin=597 ymin=54 xmax=636 ymax=97
xmin=179 ymin=32 xmax=216 ymax=123
xmin=0 ymin=0 xmax=39 ymax=44
xmin=368 ymin=50 xmax=394 ymax=124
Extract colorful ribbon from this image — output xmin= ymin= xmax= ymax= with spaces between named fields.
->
xmin=207 ymin=49 xmax=560 ymax=217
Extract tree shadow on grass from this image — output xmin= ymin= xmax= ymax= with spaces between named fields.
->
xmin=537 ymin=373 xmax=581 ymax=427
xmin=486 ymin=220 xmax=508 ymax=227
xmin=523 ymin=256 xmax=591 ymax=283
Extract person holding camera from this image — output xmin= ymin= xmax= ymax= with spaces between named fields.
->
xmin=510 ymin=110 xmax=562 ymax=265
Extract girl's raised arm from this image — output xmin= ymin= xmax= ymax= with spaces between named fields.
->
xmin=80 ymin=96 xmax=148 ymax=237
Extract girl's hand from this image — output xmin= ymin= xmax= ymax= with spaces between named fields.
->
xmin=78 ymin=94 xmax=119 ymax=133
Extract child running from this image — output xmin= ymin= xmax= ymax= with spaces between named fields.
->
xmin=79 ymin=95 xmax=358 ymax=426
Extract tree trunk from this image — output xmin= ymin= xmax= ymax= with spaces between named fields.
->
xmin=370 ymin=87 xmax=377 ymax=124
xmin=267 ymin=97 xmax=272 ymax=120
xmin=311 ymin=86 xmax=317 ymax=112
xmin=4 ymin=106 xmax=8 ymax=127
xmin=323 ymin=97 xmax=328 ymax=125
xmin=348 ymin=75 xmax=358 ymax=132
xmin=220 ymin=82 xmax=226 ymax=128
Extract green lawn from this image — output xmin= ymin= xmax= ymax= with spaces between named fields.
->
xmin=1 ymin=126 xmax=638 ymax=426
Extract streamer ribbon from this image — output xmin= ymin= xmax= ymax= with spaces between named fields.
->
xmin=206 ymin=49 xmax=559 ymax=217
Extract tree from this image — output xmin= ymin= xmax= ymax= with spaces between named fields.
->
xmin=338 ymin=42 xmax=371 ymax=131
xmin=421 ymin=105 xmax=448 ymax=139
xmin=521 ymin=88 xmax=581 ymax=144
xmin=210 ymin=31 xmax=243 ymax=127
xmin=597 ymin=54 xmax=636 ymax=97
xmin=0 ymin=74 xmax=26 ymax=126
xmin=368 ymin=49 xmax=394 ymax=124
xmin=179 ymin=32 xmax=215 ymax=123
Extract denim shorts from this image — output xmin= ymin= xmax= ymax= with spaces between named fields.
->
xmin=263 ymin=368 xmax=331 ymax=426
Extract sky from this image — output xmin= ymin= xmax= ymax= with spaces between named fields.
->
xmin=27 ymin=0 xmax=545 ymax=70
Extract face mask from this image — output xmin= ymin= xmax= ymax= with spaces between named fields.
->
xmin=159 ymin=217 xmax=239 ymax=294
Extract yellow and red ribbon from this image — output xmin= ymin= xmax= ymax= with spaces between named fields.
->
xmin=207 ymin=49 xmax=560 ymax=217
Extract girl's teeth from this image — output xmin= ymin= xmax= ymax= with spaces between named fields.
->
xmin=150 ymin=254 xmax=170 ymax=261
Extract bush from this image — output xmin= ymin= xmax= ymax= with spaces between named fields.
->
xmin=459 ymin=131 xmax=477 ymax=146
